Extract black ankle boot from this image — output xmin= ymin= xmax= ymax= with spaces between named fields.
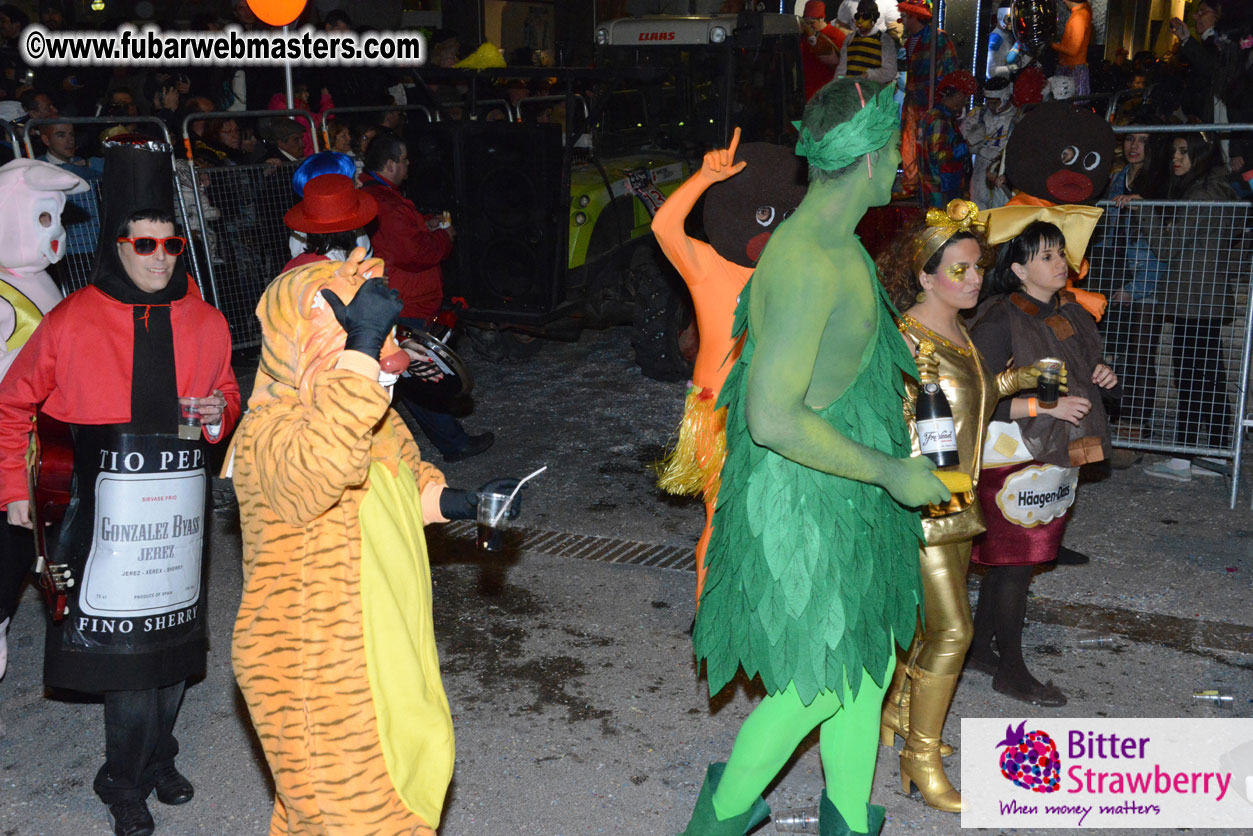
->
xmin=106 ymin=799 xmax=154 ymax=836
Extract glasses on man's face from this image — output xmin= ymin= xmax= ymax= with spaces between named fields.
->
xmin=854 ymin=13 xmax=876 ymax=21
xmin=117 ymin=236 xmax=187 ymax=257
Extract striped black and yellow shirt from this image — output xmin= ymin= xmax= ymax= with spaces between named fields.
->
xmin=844 ymin=33 xmax=884 ymax=77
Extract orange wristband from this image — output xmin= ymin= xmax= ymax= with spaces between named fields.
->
xmin=1027 ymin=397 xmax=1038 ymax=417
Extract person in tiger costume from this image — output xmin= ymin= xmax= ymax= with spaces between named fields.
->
xmin=228 ymin=249 xmax=520 ymax=836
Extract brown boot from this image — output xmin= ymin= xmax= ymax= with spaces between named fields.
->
xmin=898 ymin=668 xmax=963 ymax=812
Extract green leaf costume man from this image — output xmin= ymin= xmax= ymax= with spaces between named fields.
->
xmin=683 ymin=79 xmax=951 ymax=836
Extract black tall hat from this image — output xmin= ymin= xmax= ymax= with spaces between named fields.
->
xmin=89 ymin=136 xmax=185 ymax=292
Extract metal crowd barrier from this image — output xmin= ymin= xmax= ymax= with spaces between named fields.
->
xmin=180 ymin=110 xmax=318 ymax=349
xmin=317 ymin=103 xmax=434 ymax=149
xmin=20 ymin=116 xmax=204 ymax=300
xmin=1088 ymin=199 xmax=1252 ymax=508
xmin=1096 ymin=122 xmax=1253 ymax=507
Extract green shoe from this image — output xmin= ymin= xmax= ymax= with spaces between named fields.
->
xmin=818 ymin=791 xmax=886 ymax=836
xmin=679 ymin=763 xmax=771 ymax=836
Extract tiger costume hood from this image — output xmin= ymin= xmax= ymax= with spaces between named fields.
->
xmin=250 ymin=247 xmax=408 ymax=410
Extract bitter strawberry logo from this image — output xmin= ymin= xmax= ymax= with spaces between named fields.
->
xmin=997 ymin=721 xmax=1062 ymax=793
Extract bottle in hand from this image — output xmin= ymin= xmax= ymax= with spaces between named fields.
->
xmin=915 ymin=341 xmax=971 ymax=517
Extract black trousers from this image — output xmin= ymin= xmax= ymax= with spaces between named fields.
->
xmin=0 ymin=522 xmax=34 ymax=622
xmin=1103 ymin=300 xmax=1161 ymax=427
xmin=1172 ymin=317 xmax=1230 ymax=448
xmin=93 ymin=681 xmax=185 ymax=803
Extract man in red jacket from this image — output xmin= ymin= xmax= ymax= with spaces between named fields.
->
xmin=360 ymin=132 xmax=452 ymax=323
xmin=360 ymin=132 xmax=494 ymax=461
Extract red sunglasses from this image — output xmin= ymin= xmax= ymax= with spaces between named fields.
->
xmin=116 ymin=236 xmax=186 ymax=256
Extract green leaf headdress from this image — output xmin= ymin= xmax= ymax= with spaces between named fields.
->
xmin=793 ymin=82 xmax=899 ymax=174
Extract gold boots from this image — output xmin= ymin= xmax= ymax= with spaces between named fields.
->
xmin=879 ymin=662 xmax=953 ymax=756
xmin=878 ymin=661 xmax=909 ymax=746
xmin=898 ymin=667 xmax=962 ymax=813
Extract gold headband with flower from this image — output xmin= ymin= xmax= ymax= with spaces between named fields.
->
xmin=911 ymin=199 xmax=986 ymax=275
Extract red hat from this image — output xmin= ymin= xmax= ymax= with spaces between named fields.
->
xmin=803 ymin=1 xmax=826 ymax=18
xmin=938 ymin=70 xmax=979 ymax=96
xmin=284 ymin=174 xmax=378 ymax=234
xmin=898 ymin=1 xmax=932 ymax=19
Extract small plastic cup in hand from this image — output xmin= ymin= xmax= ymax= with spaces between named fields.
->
xmin=475 ymin=491 xmax=513 ymax=552
xmin=177 ymin=397 xmax=202 ymax=440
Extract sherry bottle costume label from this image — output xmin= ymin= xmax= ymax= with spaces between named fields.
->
xmin=46 ymin=428 xmax=208 ymax=692
xmin=80 ymin=467 xmax=204 ymax=617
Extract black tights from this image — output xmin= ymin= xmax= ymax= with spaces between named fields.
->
xmin=969 ymin=565 xmax=1051 ymax=694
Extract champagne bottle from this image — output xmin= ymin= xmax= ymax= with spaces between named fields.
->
xmin=914 ymin=340 xmax=970 ymax=517
xmin=915 ymin=341 xmax=959 ymax=468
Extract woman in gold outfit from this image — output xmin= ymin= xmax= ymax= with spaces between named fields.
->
xmin=876 ymin=201 xmax=1045 ymax=812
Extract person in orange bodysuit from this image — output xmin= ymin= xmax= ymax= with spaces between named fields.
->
xmin=1051 ymin=0 xmax=1093 ymax=96
xmin=653 ymin=128 xmax=806 ymax=602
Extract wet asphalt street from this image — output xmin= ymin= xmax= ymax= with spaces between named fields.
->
xmin=1 ymin=326 xmax=1250 ymax=836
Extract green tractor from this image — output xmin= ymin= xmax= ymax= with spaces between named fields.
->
xmin=407 ymin=12 xmax=806 ymax=380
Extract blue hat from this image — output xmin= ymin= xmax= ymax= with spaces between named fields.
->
xmin=291 ymin=151 xmax=356 ymax=198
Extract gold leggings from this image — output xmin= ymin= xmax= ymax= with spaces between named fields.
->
xmin=910 ymin=540 xmax=973 ymax=676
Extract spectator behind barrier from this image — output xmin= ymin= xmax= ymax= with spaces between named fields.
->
xmin=1095 ymin=130 xmax=1167 ymax=452
xmin=360 ymin=130 xmax=496 ymax=463
xmin=266 ymin=76 xmax=332 ymax=157
xmin=1137 ymin=133 xmax=1246 ymax=480
xmin=37 ymin=121 xmax=101 ymax=288
xmin=147 ymin=75 xmax=181 ymax=138
xmin=263 ymin=117 xmax=308 ymax=164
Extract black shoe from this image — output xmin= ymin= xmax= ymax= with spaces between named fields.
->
xmin=966 ymin=649 xmax=1000 ymax=675
xmin=106 ymin=799 xmax=155 ymax=836
xmin=1054 ymin=546 xmax=1090 ymax=565
xmin=443 ymin=431 xmax=495 ymax=463
xmin=152 ymin=764 xmax=194 ymax=805
xmin=993 ymin=675 xmax=1068 ymax=707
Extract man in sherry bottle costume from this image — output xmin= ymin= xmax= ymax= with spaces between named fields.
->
xmin=0 ymin=138 xmax=240 ymax=836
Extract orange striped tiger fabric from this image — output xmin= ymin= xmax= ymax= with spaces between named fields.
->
xmin=228 ymin=250 xmax=453 ymax=836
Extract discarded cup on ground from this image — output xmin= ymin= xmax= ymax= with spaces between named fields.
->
xmin=1193 ymin=689 xmax=1234 ymax=708
xmin=177 ymin=397 xmax=202 ymax=440
xmin=476 ymin=491 xmax=513 ymax=552
xmin=773 ymin=805 xmax=820 ymax=833
xmin=1037 ymin=357 xmax=1064 ymax=409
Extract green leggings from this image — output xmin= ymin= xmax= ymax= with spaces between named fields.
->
xmin=711 ymin=644 xmax=895 ymax=832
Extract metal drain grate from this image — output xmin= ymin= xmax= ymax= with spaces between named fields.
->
xmin=439 ymin=523 xmax=1253 ymax=656
xmin=442 ymin=520 xmax=695 ymax=572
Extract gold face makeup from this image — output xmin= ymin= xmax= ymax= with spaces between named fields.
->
xmin=944 ymin=262 xmax=973 ymax=282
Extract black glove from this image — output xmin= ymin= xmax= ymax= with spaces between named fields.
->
xmin=321 ymin=278 xmax=403 ymax=359
xmin=438 ymin=478 xmax=523 ymax=521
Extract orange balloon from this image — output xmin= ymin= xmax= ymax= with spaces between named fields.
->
xmin=246 ymin=0 xmax=307 ymax=27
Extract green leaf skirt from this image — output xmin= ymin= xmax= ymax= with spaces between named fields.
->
xmin=693 ymin=278 xmax=924 ymax=707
